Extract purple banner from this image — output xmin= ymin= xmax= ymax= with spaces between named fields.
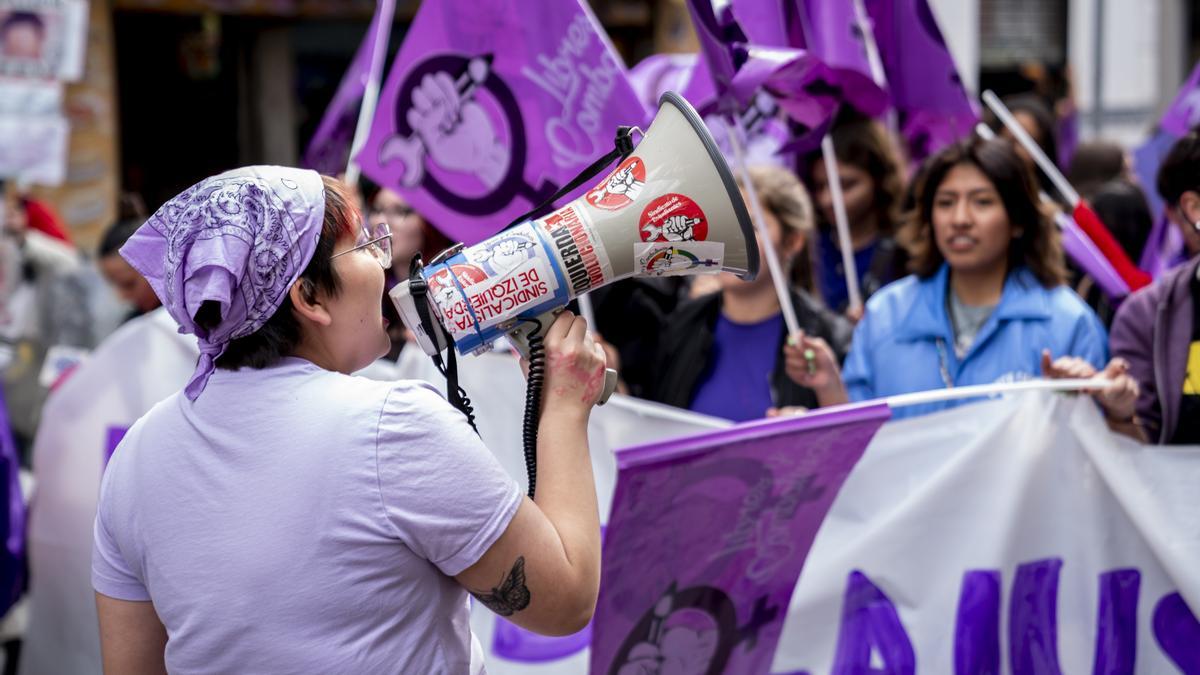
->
xmin=591 ymin=404 xmax=889 ymax=675
xmin=1159 ymin=60 xmax=1200 ymax=138
xmin=104 ymin=425 xmax=128 ymax=467
xmin=302 ymin=1 xmax=392 ymax=176
xmin=865 ymin=0 xmax=978 ymax=161
xmin=0 ymin=385 xmax=23 ymax=618
xmin=356 ymin=0 xmax=647 ymax=245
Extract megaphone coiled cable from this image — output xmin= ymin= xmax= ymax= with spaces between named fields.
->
xmin=520 ymin=320 xmax=546 ymax=499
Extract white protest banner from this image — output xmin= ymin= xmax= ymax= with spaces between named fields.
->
xmin=21 ymin=308 xmax=199 ymax=675
xmin=0 ymin=113 xmax=67 ymax=184
xmin=773 ymin=392 xmax=1200 ymax=674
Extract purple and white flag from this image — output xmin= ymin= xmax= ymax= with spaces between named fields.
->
xmin=590 ymin=404 xmax=889 ymax=675
xmin=302 ymin=2 xmax=391 ymax=176
xmin=865 ymin=0 xmax=977 ymax=161
xmin=355 ymin=0 xmax=647 ymax=245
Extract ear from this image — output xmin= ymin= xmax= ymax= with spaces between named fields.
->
xmin=289 ymin=278 xmax=333 ymax=327
xmin=782 ymin=229 xmax=807 ymax=257
xmin=1178 ymin=190 xmax=1200 ymax=226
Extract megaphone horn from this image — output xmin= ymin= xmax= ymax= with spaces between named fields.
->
xmin=392 ymin=91 xmax=760 ymax=368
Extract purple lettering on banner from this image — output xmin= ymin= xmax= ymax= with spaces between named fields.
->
xmin=955 ymin=570 xmax=1000 ymax=675
xmin=1152 ymin=592 xmax=1200 ymax=673
xmin=1092 ymin=569 xmax=1139 ymax=675
xmin=830 ymin=570 xmax=916 ymax=675
xmin=104 ymin=426 xmax=128 ymax=468
xmin=1009 ymin=558 xmax=1063 ymax=675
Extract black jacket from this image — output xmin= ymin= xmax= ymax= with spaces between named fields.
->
xmin=644 ymin=289 xmax=854 ymax=412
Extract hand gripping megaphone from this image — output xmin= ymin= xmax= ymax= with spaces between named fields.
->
xmin=390 ymin=92 xmax=759 ymax=495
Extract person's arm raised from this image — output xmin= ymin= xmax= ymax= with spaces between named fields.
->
xmin=455 ymin=312 xmax=606 ymax=636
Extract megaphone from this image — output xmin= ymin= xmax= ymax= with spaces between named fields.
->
xmin=391 ymin=91 xmax=760 ymax=389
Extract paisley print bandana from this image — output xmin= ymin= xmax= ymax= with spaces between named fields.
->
xmin=120 ymin=166 xmax=326 ymax=400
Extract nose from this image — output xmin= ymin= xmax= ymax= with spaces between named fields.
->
xmin=950 ymin=198 xmax=972 ymax=229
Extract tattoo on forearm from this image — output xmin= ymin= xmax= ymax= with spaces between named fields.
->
xmin=470 ymin=556 xmax=531 ymax=616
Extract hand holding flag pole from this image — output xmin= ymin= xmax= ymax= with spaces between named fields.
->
xmin=981 ymin=90 xmax=1151 ymax=291
xmin=344 ymin=0 xmax=397 ymax=188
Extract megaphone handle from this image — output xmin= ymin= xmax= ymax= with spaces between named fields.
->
xmin=508 ymin=311 xmax=615 ymax=500
xmin=507 ymin=312 xmax=617 ymax=406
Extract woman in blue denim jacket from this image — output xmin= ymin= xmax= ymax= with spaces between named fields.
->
xmin=801 ymin=138 xmax=1110 ymax=419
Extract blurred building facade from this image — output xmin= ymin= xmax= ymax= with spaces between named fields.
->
xmin=26 ymin=0 xmax=1200 ymax=248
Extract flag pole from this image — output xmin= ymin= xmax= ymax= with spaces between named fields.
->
xmin=883 ymin=377 xmax=1113 ymax=410
xmin=725 ymin=116 xmax=802 ymax=336
xmin=820 ymin=135 xmax=864 ymax=314
xmin=851 ymin=0 xmax=898 ymax=138
xmin=344 ymin=0 xmax=397 ymax=188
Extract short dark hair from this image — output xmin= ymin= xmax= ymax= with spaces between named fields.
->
xmin=1 ymin=12 xmax=45 ymax=36
xmin=98 ymin=219 xmax=145 ymax=258
xmin=1156 ymin=130 xmax=1200 ymax=207
xmin=1066 ymin=141 xmax=1126 ymax=200
xmin=901 ymin=137 xmax=1066 ymax=288
xmin=1090 ymin=179 xmax=1153 ymax=263
xmin=194 ymin=175 xmax=358 ymax=370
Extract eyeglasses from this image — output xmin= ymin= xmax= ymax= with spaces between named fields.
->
xmin=331 ymin=222 xmax=392 ymax=269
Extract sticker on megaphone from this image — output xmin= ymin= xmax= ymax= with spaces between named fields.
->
xmin=635 ymin=241 xmax=725 ymax=277
xmin=423 ymin=221 xmax=569 ymax=355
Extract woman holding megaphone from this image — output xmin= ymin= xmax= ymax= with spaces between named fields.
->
xmin=93 ymin=168 xmax=607 ymax=673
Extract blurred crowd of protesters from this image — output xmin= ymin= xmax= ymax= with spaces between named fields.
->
xmin=5 ymin=93 xmax=1200 ymax=465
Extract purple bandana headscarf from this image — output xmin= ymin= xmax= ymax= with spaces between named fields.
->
xmin=121 ymin=166 xmax=326 ymax=400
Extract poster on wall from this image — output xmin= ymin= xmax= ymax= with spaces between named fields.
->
xmin=0 ymin=0 xmax=88 ymax=81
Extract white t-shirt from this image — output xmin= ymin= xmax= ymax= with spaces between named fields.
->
xmin=93 ymin=357 xmax=522 ymax=674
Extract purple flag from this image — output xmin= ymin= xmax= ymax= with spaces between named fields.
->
xmin=628 ymin=54 xmax=702 ymax=115
xmin=1130 ymin=62 xmax=1200 ymax=278
xmin=1055 ymin=211 xmax=1130 ymax=300
xmin=794 ymin=0 xmax=888 ymax=117
xmin=865 ymin=0 xmax=977 ymax=161
xmin=356 ymin=0 xmax=647 ymax=244
xmin=302 ymin=3 xmax=390 ymax=175
xmin=1160 ymin=60 xmax=1200 ymax=138
xmin=686 ymin=0 xmax=841 ymax=154
xmin=590 ymin=404 xmax=889 ymax=674
xmin=0 ymin=386 xmax=24 ymax=618
xmin=729 ymin=0 xmax=887 ymax=118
